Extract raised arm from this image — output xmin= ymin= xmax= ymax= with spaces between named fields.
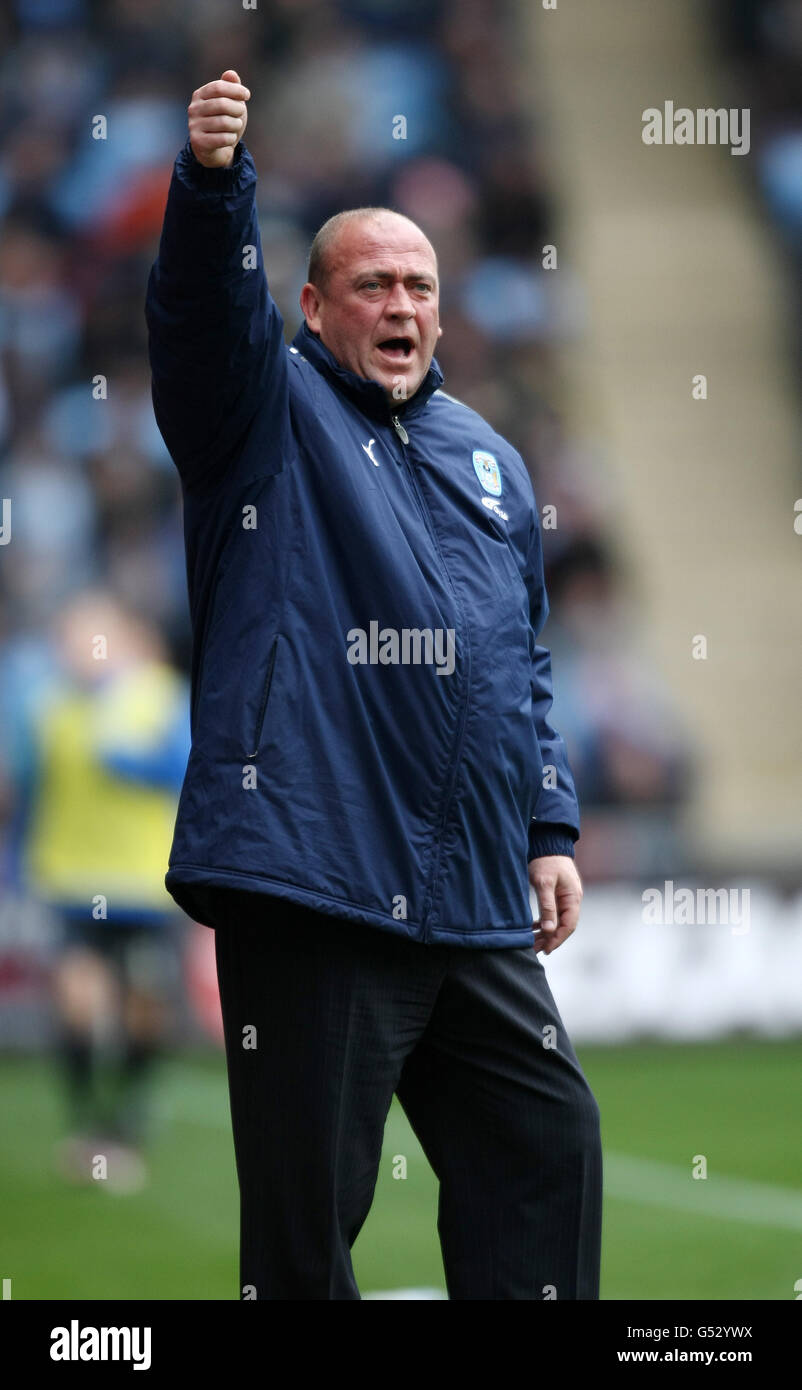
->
xmin=145 ymin=71 xmax=290 ymax=492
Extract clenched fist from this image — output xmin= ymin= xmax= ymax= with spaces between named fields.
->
xmin=188 ymin=69 xmax=250 ymax=169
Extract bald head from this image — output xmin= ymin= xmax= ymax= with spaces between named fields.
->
xmin=300 ymin=208 xmax=443 ymax=403
xmin=307 ymin=207 xmax=438 ymax=294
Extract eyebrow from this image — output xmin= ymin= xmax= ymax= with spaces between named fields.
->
xmin=355 ymin=269 xmax=436 ymax=284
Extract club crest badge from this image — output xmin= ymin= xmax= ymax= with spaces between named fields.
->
xmin=472 ymin=450 xmax=502 ymax=497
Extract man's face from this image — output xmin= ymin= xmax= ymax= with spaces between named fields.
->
xmin=300 ymin=213 xmax=443 ymax=404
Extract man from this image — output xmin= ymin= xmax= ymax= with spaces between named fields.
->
xmin=145 ymin=69 xmax=602 ymax=1300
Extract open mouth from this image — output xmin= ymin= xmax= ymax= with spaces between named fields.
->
xmin=376 ymin=336 xmax=414 ymax=360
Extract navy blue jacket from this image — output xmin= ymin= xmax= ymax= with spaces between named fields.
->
xmin=145 ymin=137 xmax=580 ymax=948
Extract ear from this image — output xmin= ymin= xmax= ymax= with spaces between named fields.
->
xmin=437 ymin=325 xmax=443 ymax=337
xmin=300 ymin=281 xmax=323 ymax=333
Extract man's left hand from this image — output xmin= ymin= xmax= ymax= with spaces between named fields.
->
xmin=528 ymin=855 xmax=583 ymax=954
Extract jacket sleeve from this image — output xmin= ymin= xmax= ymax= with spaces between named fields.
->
xmin=522 ymin=493 xmax=581 ymax=861
xmin=145 ymin=136 xmax=291 ymax=492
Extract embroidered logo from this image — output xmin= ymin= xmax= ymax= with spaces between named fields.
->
xmin=472 ymin=450 xmax=502 ymax=496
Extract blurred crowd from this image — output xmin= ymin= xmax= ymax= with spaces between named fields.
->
xmin=0 ymin=0 xmax=703 ymax=927
xmin=0 ymin=0 xmax=795 ymax=1191
xmin=713 ymin=0 xmax=802 ymax=382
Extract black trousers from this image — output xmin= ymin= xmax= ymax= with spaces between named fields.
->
xmin=212 ymin=891 xmax=602 ymax=1301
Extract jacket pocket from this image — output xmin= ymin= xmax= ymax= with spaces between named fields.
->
xmin=246 ymin=634 xmax=280 ymax=759
xmin=192 ymin=565 xmax=225 ymax=733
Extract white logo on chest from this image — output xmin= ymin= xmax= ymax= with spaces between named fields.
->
xmin=362 ymin=438 xmax=380 ymax=466
xmin=482 ymin=496 xmax=509 ymax=522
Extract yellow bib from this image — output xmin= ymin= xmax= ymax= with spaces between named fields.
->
xmin=26 ymin=664 xmax=185 ymax=914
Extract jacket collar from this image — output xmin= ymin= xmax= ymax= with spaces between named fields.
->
xmin=290 ymin=320 xmax=444 ymax=423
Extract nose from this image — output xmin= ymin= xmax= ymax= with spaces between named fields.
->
xmin=385 ymin=281 xmax=416 ymax=320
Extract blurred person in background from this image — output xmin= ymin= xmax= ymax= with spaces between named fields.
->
xmin=14 ymin=589 xmax=190 ymax=1193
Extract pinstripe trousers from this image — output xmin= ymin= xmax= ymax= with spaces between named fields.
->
xmin=212 ymin=891 xmax=602 ymax=1301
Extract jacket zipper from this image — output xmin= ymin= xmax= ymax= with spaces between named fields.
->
xmin=246 ymin=635 xmax=279 ymax=759
xmin=391 ymin=415 xmax=438 ymax=550
xmin=390 ymin=413 xmax=473 ymax=942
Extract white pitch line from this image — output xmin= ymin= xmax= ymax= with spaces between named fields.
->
xmin=604 ymin=1152 xmax=802 ymax=1232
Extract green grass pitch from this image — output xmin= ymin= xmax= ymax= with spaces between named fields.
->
xmin=0 ymin=1038 xmax=799 ymax=1299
